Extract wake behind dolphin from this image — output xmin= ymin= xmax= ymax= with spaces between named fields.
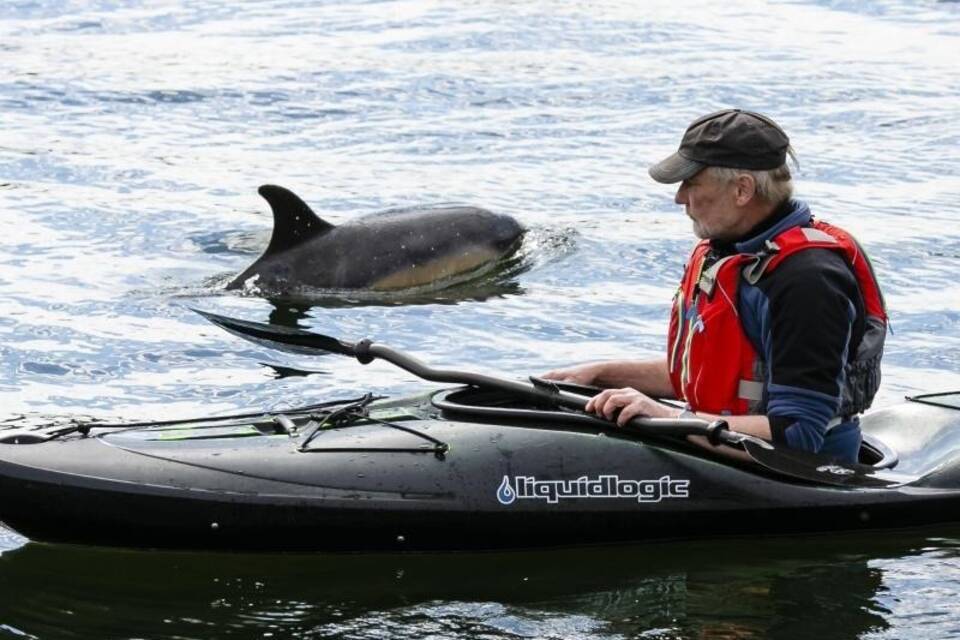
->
xmin=227 ymin=185 xmax=525 ymax=295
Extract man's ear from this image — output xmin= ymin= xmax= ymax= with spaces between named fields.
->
xmin=734 ymin=174 xmax=757 ymax=206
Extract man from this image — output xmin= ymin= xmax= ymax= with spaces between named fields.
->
xmin=545 ymin=109 xmax=886 ymax=462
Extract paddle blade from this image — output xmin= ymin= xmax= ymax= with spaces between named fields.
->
xmin=193 ymin=309 xmax=357 ymax=357
xmin=741 ymin=440 xmax=916 ymax=489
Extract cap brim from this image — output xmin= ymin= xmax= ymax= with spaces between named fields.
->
xmin=648 ymin=152 xmax=705 ymax=184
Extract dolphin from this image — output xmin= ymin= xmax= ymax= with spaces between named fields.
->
xmin=227 ymin=185 xmax=525 ymax=294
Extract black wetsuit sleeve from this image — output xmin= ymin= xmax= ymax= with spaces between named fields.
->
xmin=754 ymin=249 xmax=865 ymax=446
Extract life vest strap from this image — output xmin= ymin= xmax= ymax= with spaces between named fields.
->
xmin=740 ymin=240 xmax=780 ymax=285
xmin=801 ymin=227 xmax=837 ymax=243
xmin=698 ymin=255 xmax=740 ymax=298
xmin=738 ymin=379 xmax=764 ymax=402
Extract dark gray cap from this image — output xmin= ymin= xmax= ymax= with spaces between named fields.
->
xmin=649 ymin=109 xmax=790 ymax=184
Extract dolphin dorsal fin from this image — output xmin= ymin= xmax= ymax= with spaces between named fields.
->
xmin=258 ymin=184 xmax=334 ymax=255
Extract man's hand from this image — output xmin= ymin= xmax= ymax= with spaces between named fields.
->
xmin=585 ymin=387 xmax=680 ymax=426
xmin=540 ymin=363 xmax=599 ymax=386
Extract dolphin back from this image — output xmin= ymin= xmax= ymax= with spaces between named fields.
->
xmin=355 ymin=206 xmax=524 ymax=290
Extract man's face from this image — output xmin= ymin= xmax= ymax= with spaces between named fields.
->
xmin=674 ymin=170 xmax=742 ymax=241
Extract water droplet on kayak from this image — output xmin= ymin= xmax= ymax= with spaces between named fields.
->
xmin=211 ymin=522 xmax=219 ymax=530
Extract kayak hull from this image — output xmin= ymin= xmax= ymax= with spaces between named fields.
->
xmin=2 ymin=389 xmax=960 ymax=551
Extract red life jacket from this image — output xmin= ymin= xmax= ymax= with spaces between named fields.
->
xmin=666 ymin=220 xmax=887 ymax=416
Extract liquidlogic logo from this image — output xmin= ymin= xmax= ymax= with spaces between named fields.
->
xmin=496 ymin=474 xmax=690 ymax=505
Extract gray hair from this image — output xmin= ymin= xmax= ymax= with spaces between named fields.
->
xmin=708 ymin=146 xmax=799 ymax=205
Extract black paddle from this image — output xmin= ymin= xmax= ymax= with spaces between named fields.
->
xmin=194 ymin=309 xmax=915 ymax=489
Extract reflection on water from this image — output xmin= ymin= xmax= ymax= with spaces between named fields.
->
xmin=260 ymin=361 xmax=328 ymax=379
xmin=2 ymin=533 xmax=957 ymax=639
xmin=248 ymin=273 xmax=527 ymax=315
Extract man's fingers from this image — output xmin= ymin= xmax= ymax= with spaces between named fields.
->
xmin=585 ymin=388 xmax=613 ymax=413
xmin=587 ymin=388 xmax=637 ymax=419
xmin=586 ymin=388 xmax=660 ymax=426
xmin=617 ymin=403 xmax=645 ymax=426
xmin=600 ymin=391 xmax=628 ymax=419
xmin=586 ymin=388 xmax=665 ymax=427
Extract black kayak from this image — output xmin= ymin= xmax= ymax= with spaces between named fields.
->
xmin=2 ymin=384 xmax=960 ymax=552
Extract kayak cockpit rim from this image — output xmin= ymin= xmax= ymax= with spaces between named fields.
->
xmin=430 ymin=385 xmax=900 ymax=472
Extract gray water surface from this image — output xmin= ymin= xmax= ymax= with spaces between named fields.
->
xmin=2 ymin=1 xmax=960 ymax=638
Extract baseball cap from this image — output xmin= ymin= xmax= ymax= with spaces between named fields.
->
xmin=648 ymin=109 xmax=790 ymax=184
